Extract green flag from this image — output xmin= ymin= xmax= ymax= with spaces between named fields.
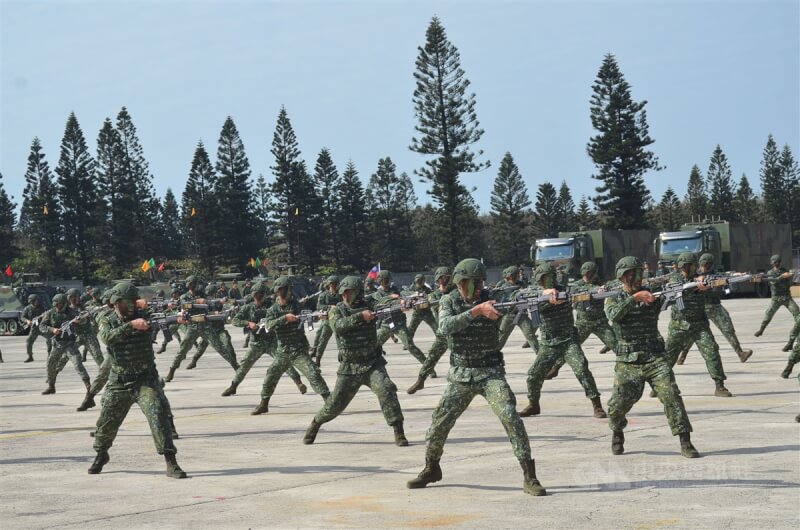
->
xmin=255 ymin=257 xmax=261 ymax=268
xmin=148 ymin=258 xmax=156 ymax=267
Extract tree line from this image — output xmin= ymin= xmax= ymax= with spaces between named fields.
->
xmin=1 ymin=17 xmax=798 ymax=281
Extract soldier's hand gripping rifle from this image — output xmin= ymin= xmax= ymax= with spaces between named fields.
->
xmin=373 ymin=302 xmax=405 ymax=330
xmin=59 ymin=311 xmax=90 ymax=338
xmin=23 ymin=315 xmax=42 ymax=331
xmin=296 ymin=309 xmax=328 ymax=331
xmin=243 ymin=317 xmax=268 ymax=336
xmin=570 ymin=286 xmax=622 ymax=311
xmin=492 ymin=290 xmax=568 ymax=328
xmin=649 ymin=280 xmax=704 ymax=311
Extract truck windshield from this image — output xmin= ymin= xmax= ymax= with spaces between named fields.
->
xmin=536 ymin=245 xmax=574 ymax=261
xmin=661 ymin=237 xmax=702 ymax=254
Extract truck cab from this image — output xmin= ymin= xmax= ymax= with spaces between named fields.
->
xmin=654 ymin=228 xmax=721 ymax=269
xmin=531 ymin=233 xmax=594 ymax=281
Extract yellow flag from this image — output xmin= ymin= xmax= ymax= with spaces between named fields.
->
xmin=191 ymin=207 xmax=196 ymax=217
xmin=43 ymin=205 xmax=49 ymax=215
xmin=250 ymin=257 xmax=255 ymax=268
xmin=142 ymin=260 xmax=151 ymax=272
xmin=294 ymin=207 xmax=299 ymax=216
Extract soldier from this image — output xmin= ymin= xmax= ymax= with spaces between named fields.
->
xmin=156 ymin=288 xmax=183 ymax=354
xmin=302 ymin=275 xmax=407 ymax=446
xmin=228 ymin=280 xmax=242 ymax=301
xmin=242 ymin=279 xmax=253 ymax=297
xmin=406 ymin=259 xmax=546 ymax=496
xmin=363 ymin=277 xmax=376 ymax=295
xmin=80 ymin=285 xmax=94 ymax=305
xmin=224 ymin=282 xmax=307 ymax=397
xmin=250 ymin=277 xmax=330 ymax=415
xmin=217 ymin=282 xmax=229 ymax=298
xmin=21 ymin=294 xmax=50 ymax=362
xmin=183 ymin=281 xmax=239 ymax=371
xmin=371 ymin=270 xmax=428 ymax=367
xmin=39 ymin=293 xmax=92 ymax=395
xmin=664 ymin=252 xmax=732 ymax=397
xmin=676 ymin=253 xmax=753 ymax=364
xmin=67 ymin=288 xmax=104 ymax=367
xmin=406 ymin=274 xmax=437 ymax=341
xmin=407 ymin=267 xmax=453 ymax=394
xmin=518 ymin=263 xmax=607 ymax=419
xmin=605 ymin=257 xmax=699 ymax=458
xmin=88 ymin=282 xmax=186 ymax=478
xmin=77 ymin=289 xmax=115 ymax=412
xmin=754 ymin=255 xmax=799 ymax=339
xmin=312 ymin=275 xmax=341 ymax=365
xmin=496 ymin=266 xmax=539 ymax=352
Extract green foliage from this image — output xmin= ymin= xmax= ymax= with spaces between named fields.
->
xmin=556 ymin=181 xmax=575 ymax=233
xmin=684 ymin=164 xmax=707 ymax=222
xmin=366 ymin=157 xmax=417 ymax=271
xmin=533 ymin=181 xmax=560 ymax=238
xmin=0 ymin=172 xmax=17 ymax=267
xmin=655 ymin=186 xmax=683 ymax=231
xmin=489 ymin=152 xmax=531 ymax=265
xmin=734 ymin=174 xmax=759 ymax=224
xmin=707 ymin=145 xmax=737 ymax=222
xmin=574 ymin=195 xmax=596 ymax=229
xmin=313 ymin=148 xmax=343 ymax=267
xmin=338 ymin=160 xmax=368 ymax=271
xmin=159 ymin=188 xmax=183 ymax=259
xmin=181 ymin=141 xmax=221 ymax=272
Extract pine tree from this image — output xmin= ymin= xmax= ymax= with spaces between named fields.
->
xmin=685 ymin=164 xmax=707 ymax=222
xmin=55 ymin=112 xmax=98 ymax=280
xmin=268 ymin=106 xmax=303 ymax=263
xmin=366 ymin=157 xmax=417 ymax=270
xmin=253 ymin=173 xmax=271 ymax=251
xmin=707 ymin=145 xmax=737 ymax=222
xmin=181 ymin=141 xmax=220 ymax=271
xmin=0 ymin=173 xmax=17 ymax=268
xmin=215 ymin=116 xmax=254 ymax=266
xmin=557 ymin=180 xmax=576 ymax=232
xmin=532 ymin=182 xmax=560 ymax=238
xmin=778 ymin=144 xmax=800 ymax=246
xmin=410 ymin=16 xmax=489 ymax=263
xmin=574 ymin=195 xmax=596 ymax=229
xmin=759 ymin=134 xmax=784 ymax=224
xmin=159 ymin=188 xmax=183 ymax=259
xmin=656 ymin=187 xmax=682 ymax=231
xmin=338 ymin=160 xmax=368 ymax=271
xmin=734 ymin=174 xmax=758 ymax=224
xmin=313 ymin=148 xmax=343 ymax=267
xmin=19 ymin=138 xmax=61 ymax=255
xmin=587 ymin=53 xmax=662 ymax=228
xmin=489 ymin=152 xmax=531 ymax=265
xmin=290 ymin=160 xmax=325 ymax=274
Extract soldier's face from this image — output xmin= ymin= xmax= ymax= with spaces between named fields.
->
xmin=539 ymin=274 xmax=554 ymax=289
xmin=277 ymin=287 xmax=291 ymax=301
xmin=342 ymin=289 xmax=360 ymax=306
xmin=114 ymin=299 xmax=132 ymax=317
xmin=329 ymin=283 xmax=338 ymax=293
xmin=68 ymin=295 xmax=79 ymax=306
xmin=380 ymin=277 xmax=390 ymax=288
xmin=254 ymin=292 xmax=265 ymax=305
xmin=439 ymin=276 xmax=450 ymax=288
xmin=55 ymin=302 xmax=65 ymax=312
xmin=701 ymin=263 xmax=713 ymax=274
xmin=457 ymin=279 xmax=482 ymax=301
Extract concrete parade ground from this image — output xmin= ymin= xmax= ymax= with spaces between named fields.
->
xmin=1 ymin=298 xmax=798 ymax=529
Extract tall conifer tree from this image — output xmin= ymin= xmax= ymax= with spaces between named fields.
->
xmin=707 ymin=145 xmax=737 ymax=222
xmin=685 ymin=164 xmax=707 ymax=222
xmin=313 ymin=148 xmax=343 ymax=267
xmin=532 ymin=182 xmax=560 ymax=238
xmin=215 ymin=116 xmax=254 ymax=265
xmin=338 ymin=160 xmax=367 ymax=271
xmin=489 ymin=152 xmax=531 ymax=264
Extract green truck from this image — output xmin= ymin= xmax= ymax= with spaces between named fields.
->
xmin=531 ymin=229 xmax=658 ymax=282
xmin=653 ymin=221 xmax=792 ymax=296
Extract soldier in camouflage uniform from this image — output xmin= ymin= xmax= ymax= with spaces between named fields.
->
xmin=406 ymin=259 xmax=546 ymax=496
xmin=371 ymin=270 xmax=428 ymax=366
xmin=77 ymin=289 xmax=115 ymax=412
xmin=664 ymin=252 xmax=732 ymax=397
xmin=67 ymin=288 xmax=104 ymax=367
xmin=312 ymin=275 xmax=341 ymax=365
xmin=21 ymin=294 xmax=50 ymax=362
xmin=676 ymin=253 xmax=753 ymax=364
xmin=302 ymin=276 xmax=408 ymax=447
xmin=184 ymin=281 xmax=239 ymax=370
xmin=251 ymin=277 xmax=330 ymax=415
xmin=39 ymin=293 xmax=92 ymax=395
xmin=407 ymin=267 xmax=453 ymax=394
xmin=223 ymin=282 xmax=307 ymax=397
xmin=156 ymin=288 xmax=183 ymax=354
xmin=88 ymin=282 xmax=186 ymax=478
xmin=605 ymin=257 xmax=699 ymax=458
xmin=518 ymin=264 xmax=606 ymax=419
xmin=496 ymin=266 xmax=539 ymax=352
xmin=779 ymin=317 xmax=800 ymax=422
xmin=406 ymin=274 xmax=437 ymax=341
xmin=754 ymin=255 xmax=799 ymax=339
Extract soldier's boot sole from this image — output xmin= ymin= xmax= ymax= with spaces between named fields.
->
xmin=519 ymin=401 xmax=540 ymax=417
xmin=303 ymin=420 xmax=321 ymax=445
xmin=611 ymin=431 xmax=624 ymax=455
xmin=407 ymin=377 xmax=425 ymax=395
xmin=221 ymin=382 xmax=238 ymax=396
xmin=42 ymin=383 xmax=55 ymax=395
xmin=407 ymin=461 xmax=442 ymax=489
xmin=737 ymin=349 xmax=753 ymax=363
xmin=88 ymin=451 xmax=109 ymax=474
xmin=165 ymin=367 xmax=177 ymax=383
xmin=251 ymin=399 xmax=269 ymax=415
xmin=591 ymin=397 xmax=607 ymax=418
xmin=780 ymin=363 xmax=794 ymax=379
xmin=679 ymin=433 xmax=700 ymax=458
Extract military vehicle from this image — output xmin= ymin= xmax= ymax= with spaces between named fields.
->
xmin=654 ymin=220 xmax=793 ymax=296
xmin=532 ymin=229 xmax=658 ymax=282
xmin=0 ymin=275 xmax=57 ymax=335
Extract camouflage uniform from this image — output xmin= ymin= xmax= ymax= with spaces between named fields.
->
xmin=67 ymin=289 xmax=104 ymax=367
xmin=312 ymin=276 xmax=341 ymax=364
xmin=21 ymin=296 xmax=50 ymax=361
xmin=39 ymin=295 xmax=91 ymax=393
xmin=780 ymin=317 xmax=800 ymax=381
xmin=755 ymin=256 xmax=800 ymax=336
xmin=372 ymin=272 xmax=427 ymax=365
xmin=496 ymin=267 xmax=540 ymax=352
xmin=406 ymin=274 xmax=438 ymax=341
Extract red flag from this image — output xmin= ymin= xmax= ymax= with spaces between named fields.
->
xmin=157 ymin=262 xmax=165 ymax=272
xmin=4 ymin=265 xmax=12 ymax=277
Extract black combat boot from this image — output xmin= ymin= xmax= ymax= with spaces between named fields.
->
xmin=406 ymin=459 xmax=442 ymax=489
xmin=221 ymin=381 xmax=238 ymax=396
xmin=522 ymin=341 xmax=531 ymax=349
xmin=429 ymin=370 xmax=437 ymax=378
xmin=519 ymin=400 xmax=540 ymax=417
xmin=88 ymin=450 xmax=110 ymax=474
xmin=76 ymin=391 xmax=96 ymax=412
xmin=165 ymin=452 xmax=187 ymax=478
xmin=544 ymin=365 xmax=560 ymax=380
xmin=407 ymin=376 xmax=425 ymax=395
xmin=25 ymin=354 xmax=34 ymax=363
xmin=231 ymin=360 xmax=240 ymax=371
xmin=186 ymin=358 xmax=198 ymax=370
xmin=303 ymin=420 xmax=321 ymax=444
xmin=713 ymin=379 xmax=732 ymax=397
xmin=780 ymin=362 xmax=794 ymax=379
xmin=754 ymin=324 xmax=765 ymax=337
xmin=591 ymin=397 xmax=607 ymax=418
xmin=736 ymin=348 xmax=753 ymax=362
xmin=519 ymin=459 xmax=547 ymax=496
xmin=393 ymin=424 xmax=409 ymax=447
xmin=612 ymin=430 xmax=624 ymax=455
xmin=649 ymin=388 xmax=658 ymax=398
xmin=251 ymin=398 xmax=270 ymax=415
xmin=782 ymin=337 xmax=796 ymax=352
xmin=293 ymin=377 xmax=307 ymax=395
xmin=165 ymin=366 xmax=177 ymax=382
xmin=42 ymin=382 xmax=55 ymax=395
xmin=679 ymin=432 xmax=699 ymax=458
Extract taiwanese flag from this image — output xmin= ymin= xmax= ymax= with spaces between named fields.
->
xmin=367 ymin=263 xmax=381 ymax=280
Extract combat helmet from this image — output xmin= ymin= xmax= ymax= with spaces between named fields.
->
xmin=615 ymin=256 xmax=643 ymax=280
xmin=52 ymin=293 xmax=68 ymax=307
xmin=28 ymin=294 xmax=39 ymax=304
xmin=377 ymin=270 xmax=392 ymax=282
xmin=502 ymin=265 xmax=519 ymax=279
xmin=338 ymin=275 xmax=362 ymax=295
xmin=102 ymin=289 xmax=114 ymax=305
xmin=110 ymin=282 xmax=139 ymax=303
xmin=434 ymin=267 xmax=451 ymax=281
xmin=533 ymin=263 xmax=556 ymax=284
xmin=326 ymin=275 xmax=339 ymax=286
xmin=273 ymin=276 xmax=292 ymax=291
xmin=66 ymin=288 xmax=81 ymax=298
xmin=580 ymin=262 xmax=598 ymax=275
xmin=770 ymin=254 xmax=782 ymax=265
xmin=251 ymin=281 xmax=270 ymax=296
xmin=676 ymin=252 xmax=696 ymax=268
xmin=452 ymin=259 xmax=486 ymax=283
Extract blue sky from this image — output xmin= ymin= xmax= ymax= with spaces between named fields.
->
xmin=2 ymin=0 xmax=798 ymax=215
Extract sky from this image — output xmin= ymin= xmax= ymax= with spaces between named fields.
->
xmin=1 ymin=0 xmax=798 ymax=216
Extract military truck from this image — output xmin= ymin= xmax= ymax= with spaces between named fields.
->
xmin=0 ymin=275 xmax=57 ymax=335
xmin=531 ymin=229 xmax=658 ymax=282
xmin=653 ymin=220 xmax=792 ymax=296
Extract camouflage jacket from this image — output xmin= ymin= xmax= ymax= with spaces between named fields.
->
xmin=39 ymin=306 xmax=86 ymax=343
xmin=668 ymin=271 xmax=708 ymax=325
xmin=265 ymin=299 xmax=310 ymax=355
xmin=605 ymin=288 xmax=666 ymax=363
xmin=430 ymin=285 xmax=455 ymax=327
xmin=329 ymin=297 xmax=384 ymax=375
xmin=438 ymin=289 xmax=505 ymax=383
xmin=766 ymin=267 xmax=792 ymax=298
xmin=99 ymin=308 xmax=156 ymax=377
xmin=21 ymin=303 xmax=45 ymax=325
xmin=571 ymin=278 xmax=607 ymax=321
xmin=532 ymin=285 xmax=576 ymax=345
xmin=371 ymin=286 xmax=407 ymax=328
xmin=231 ymin=299 xmax=273 ymax=344
xmin=317 ymin=291 xmax=342 ymax=311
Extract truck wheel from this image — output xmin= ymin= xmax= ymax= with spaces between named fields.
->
xmin=756 ymin=283 xmax=770 ymax=298
xmin=0 ymin=320 xmax=7 ymax=335
xmin=6 ymin=319 xmax=19 ymax=335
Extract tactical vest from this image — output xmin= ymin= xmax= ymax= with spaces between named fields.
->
xmin=444 ymin=291 xmax=504 ymax=368
xmin=103 ymin=310 xmax=156 ymax=376
xmin=332 ymin=301 xmax=381 ymax=366
xmin=538 ymin=291 xmax=575 ymax=341
xmin=610 ymin=290 xmax=666 ymax=357
xmin=769 ymin=268 xmax=792 ymax=297
xmin=573 ymin=279 xmax=606 ymax=320
xmin=269 ymin=300 xmax=309 ymax=349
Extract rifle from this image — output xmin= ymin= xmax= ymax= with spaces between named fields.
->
xmin=23 ymin=315 xmax=43 ymax=331
xmin=374 ymin=303 xmax=405 ymax=330
xmin=242 ymin=317 xmax=268 ymax=336
xmin=296 ymin=309 xmax=328 ymax=330
xmin=494 ymin=287 xmax=621 ymax=327
xmin=400 ymin=292 xmax=433 ymax=311
xmin=299 ymin=290 xmax=324 ymax=305
xmin=149 ymin=312 xmax=184 ymax=343
xmin=570 ymin=286 xmax=623 ymax=311
xmin=59 ymin=311 xmax=90 ymax=338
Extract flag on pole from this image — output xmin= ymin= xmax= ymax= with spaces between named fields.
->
xmin=367 ymin=263 xmax=381 ymax=280
xmin=157 ymin=262 xmax=165 ymax=272
xmin=4 ymin=265 xmax=13 ymax=277
xmin=43 ymin=205 xmax=49 ymax=215
xmin=148 ymin=258 xmax=156 ymax=268
xmin=141 ymin=260 xmax=150 ymax=272
xmin=255 ymin=257 xmax=262 ymax=268
xmin=191 ymin=207 xmax=196 ymax=217
xmin=294 ymin=207 xmax=299 ymax=216
xmin=250 ymin=257 xmax=256 ymax=268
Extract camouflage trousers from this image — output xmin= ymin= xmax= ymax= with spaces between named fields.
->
xmin=703 ymin=303 xmax=745 ymax=353
xmin=232 ymin=337 xmax=301 ymax=385
xmin=407 ymin=310 xmax=437 ymax=341
xmin=77 ymin=331 xmax=105 ymax=366
xmin=497 ymin=313 xmax=539 ymax=353
xmin=314 ymin=365 xmax=403 ymax=427
xmin=313 ymin=321 xmax=334 ymax=362
xmin=666 ymin=320 xmax=726 ymax=381
xmin=549 ymin=317 xmax=617 ymax=373
xmin=760 ymin=296 xmax=800 ymax=332
xmin=93 ymin=371 xmax=176 ymax=455
xmin=418 ymin=333 xmax=448 ymax=379
xmin=608 ymin=356 xmax=692 ymax=435
xmin=425 ymin=373 xmax=531 ymax=461
xmin=377 ymin=325 xmax=426 ymax=364
xmin=261 ymin=350 xmax=329 ymax=400
xmin=171 ymin=325 xmax=237 ymax=370
xmin=49 ymin=341 xmax=90 ymax=385
xmin=526 ymin=336 xmax=601 ymax=402
xmin=26 ymin=326 xmax=51 ymax=357
xmin=89 ymin=358 xmax=111 ymax=395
